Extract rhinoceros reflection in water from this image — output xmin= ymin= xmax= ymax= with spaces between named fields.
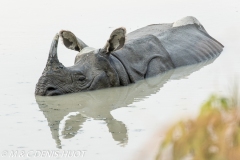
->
xmin=35 ymin=59 xmax=216 ymax=148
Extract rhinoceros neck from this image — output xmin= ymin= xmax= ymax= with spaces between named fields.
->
xmin=108 ymin=55 xmax=130 ymax=86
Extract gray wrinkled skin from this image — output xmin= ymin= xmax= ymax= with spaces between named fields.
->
xmin=35 ymin=16 xmax=224 ymax=96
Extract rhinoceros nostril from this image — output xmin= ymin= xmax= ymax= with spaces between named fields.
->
xmin=46 ymin=86 xmax=57 ymax=91
xmin=44 ymin=86 xmax=61 ymax=96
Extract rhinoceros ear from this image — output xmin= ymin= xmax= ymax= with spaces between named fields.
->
xmin=102 ymin=27 xmax=126 ymax=53
xmin=59 ymin=30 xmax=88 ymax=52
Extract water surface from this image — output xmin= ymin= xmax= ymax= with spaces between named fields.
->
xmin=0 ymin=0 xmax=240 ymax=159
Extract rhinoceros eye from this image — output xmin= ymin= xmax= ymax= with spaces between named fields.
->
xmin=78 ymin=75 xmax=86 ymax=81
xmin=73 ymin=74 xmax=86 ymax=81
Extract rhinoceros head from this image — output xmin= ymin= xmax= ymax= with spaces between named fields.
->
xmin=35 ymin=28 xmax=126 ymax=96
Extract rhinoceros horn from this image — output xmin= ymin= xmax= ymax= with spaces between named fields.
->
xmin=44 ymin=34 xmax=64 ymax=73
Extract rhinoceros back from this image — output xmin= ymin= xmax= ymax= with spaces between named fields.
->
xmin=126 ymin=23 xmax=172 ymax=40
xmin=112 ymin=23 xmax=223 ymax=83
xmin=157 ymin=24 xmax=223 ymax=67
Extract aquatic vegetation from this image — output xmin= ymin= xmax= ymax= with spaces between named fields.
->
xmin=156 ymin=95 xmax=240 ymax=160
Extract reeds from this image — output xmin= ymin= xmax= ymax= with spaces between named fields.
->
xmin=156 ymin=94 xmax=240 ymax=160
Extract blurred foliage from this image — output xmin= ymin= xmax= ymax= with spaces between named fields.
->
xmin=156 ymin=95 xmax=240 ymax=160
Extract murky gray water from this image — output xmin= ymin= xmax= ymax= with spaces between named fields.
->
xmin=1 ymin=0 xmax=240 ymax=160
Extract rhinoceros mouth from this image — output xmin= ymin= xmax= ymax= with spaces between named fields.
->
xmin=35 ymin=82 xmax=62 ymax=96
xmin=45 ymin=89 xmax=62 ymax=96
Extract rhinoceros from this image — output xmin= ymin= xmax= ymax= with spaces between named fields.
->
xmin=35 ymin=16 xmax=223 ymax=96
